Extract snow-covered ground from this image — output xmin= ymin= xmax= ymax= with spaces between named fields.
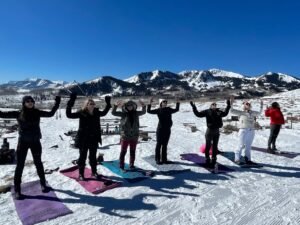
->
xmin=1 ymin=91 xmax=300 ymax=225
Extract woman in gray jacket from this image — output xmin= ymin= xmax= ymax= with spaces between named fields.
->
xmin=230 ymin=97 xmax=263 ymax=165
xmin=112 ymin=100 xmax=146 ymax=171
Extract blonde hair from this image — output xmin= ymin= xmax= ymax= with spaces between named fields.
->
xmin=82 ymin=98 xmax=95 ymax=112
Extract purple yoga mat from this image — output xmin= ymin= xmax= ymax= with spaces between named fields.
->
xmin=12 ymin=180 xmax=72 ymax=225
xmin=180 ymin=153 xmax=235 ymax=173
xmin=60 ymin=166 xmax=121 ymax=194
xmin=251 ymin=146 xmax=300 ymax=159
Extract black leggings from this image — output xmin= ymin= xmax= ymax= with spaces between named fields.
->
xmin=78 ymin=147 xmax=98 ymax=174
xmin=268 ymin=124 xmax=281 ymax=149
xmin=14 ymin=139 xmax=45 ymax=191
xmin=155 ymin=128 xmax=171 ymax=162
xmin=205 ymin=128 xmax=220 ymax=160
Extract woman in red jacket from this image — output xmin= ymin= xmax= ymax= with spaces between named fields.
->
xmin=265 ymin=102 xmax=285 ymax=153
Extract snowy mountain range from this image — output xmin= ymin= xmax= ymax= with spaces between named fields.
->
xmin=1 ymin=70 xmax=300 ymax=98
xmin=0 ymin=78 xmax=68 ymax=90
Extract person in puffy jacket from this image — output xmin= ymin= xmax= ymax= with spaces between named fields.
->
xmin=0 ymin=95 xmax=60 ymax=200
xmin=265 ymin=102 xmax=285 ymax=153
xmin=147 ymin=98 xmax=180 ymax=165
xmin=66 ymin=93 xmax=111 ymax=180
xmin=230 ymin=97 xmax=263 ymax=165
xmin=112 ymin=100 xmax=146 ymax=171
xmin=190 ymin=99 xmax=231 ymax=168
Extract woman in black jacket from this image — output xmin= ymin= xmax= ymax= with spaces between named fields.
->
xmin=66 ymin=94 xmax=111 ymax=180
xmin=0 ymin=95 xmax=60 ymax=200
xmin=147 ymin=98 xmax=180 ymax=164
xmin=190 ymin=100 xmax=230 ymax=168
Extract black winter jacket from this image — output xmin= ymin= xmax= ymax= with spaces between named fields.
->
xmin=147 ymin=103 xmax=180 ymax=129
xmin=66 ymin=104 xmax=111 ymax=148
xmin=192 ymin=106 xmax=230 ymax=129
xmin=0 ymin=104 xmax=59 ymax=141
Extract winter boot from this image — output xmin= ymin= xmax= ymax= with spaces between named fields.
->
xmin=15 ymin=191 xmax=24 ymax=200
xmin=78 ymin=167 xmax=85 ymax=181
xmin=14 ymin=185 xmax=24 ymax=200
xmin=211 ymin=158 xmax=217 ymax=169
xmin=205 ymin=157 xmax=211 ymax=167
xmin=267 ymin=147 xmax=275 ymax=154
xmin=244 ymin=156 xmax=256 ymax=165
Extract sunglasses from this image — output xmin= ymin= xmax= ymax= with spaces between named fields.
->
xmin=211 ymin=103 xmax=217 ymax=106
xmin=162 ymin=100 xmax=168 ymax=103
xmin=25 ymin=100 xmax=34 ymax=103
xmin=244 ymin=102 xmax=251 ymax=106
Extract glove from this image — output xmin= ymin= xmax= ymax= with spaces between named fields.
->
xmin=55 ymin=96 xmax=61 ymax=105
xmin=105 ymin=96 xmax=111 ymax=105
xmin=190 ymin=101 xmax=195 ymax=107
xmin=70 ymin=93 xmax=77 ymax=101
xmin=67 ymin=93 xmax=77 ymax=107
xmin=226 ymin=99 xmax=231 ymax=107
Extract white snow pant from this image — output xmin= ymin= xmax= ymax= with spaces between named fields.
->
xmin=235 ymin=128 xmax=255 ymax=161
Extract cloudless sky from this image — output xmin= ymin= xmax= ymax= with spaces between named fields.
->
xmin=0 ymin=0 xmax=300 ymax=83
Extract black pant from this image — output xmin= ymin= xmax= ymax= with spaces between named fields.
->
xmin=268 ymin=124 xmax=281 ymax=149
xmin=155 ymin=128 xmax=171 ymax=163
xmin=78 ymin=136 xmax=98 ymax=175
xmin=205 ymin=128 xmax=220 ymax=161
xmin=14 ymin=139 xmax=45 ymax=192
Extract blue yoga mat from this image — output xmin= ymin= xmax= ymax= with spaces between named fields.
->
xmin=101 ymin=160 xmax=154 ymax=183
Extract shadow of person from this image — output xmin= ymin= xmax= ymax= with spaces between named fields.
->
xmin=54 ymin=188 xmax=177 ymax=218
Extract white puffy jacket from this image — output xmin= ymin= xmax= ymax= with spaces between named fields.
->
xmin=230 ymin=105 xmax=262 ymax=129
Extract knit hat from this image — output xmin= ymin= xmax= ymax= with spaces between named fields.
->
xmin=271 ymin=102 xmax=280 ymax=108
xmin=159 ymin=99 xmax=167 ymax=107
xmin=22 ymin=96 xmax=35 ymax=106
xmin=123 ymin=100 xmax=137 ymax=111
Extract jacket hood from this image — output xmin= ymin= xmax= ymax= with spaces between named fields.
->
xmin=122 ymin=100 xmax=137 ymax=112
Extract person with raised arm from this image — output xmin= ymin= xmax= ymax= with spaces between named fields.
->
xmin=147 ymin=98 xmax=180 ymax=164
xmin=0 ymin=95 xmax=60 ymax=200
xmin=190 ymin=99 xmax=231 ymax=168
xmin=112 ymin=99 xmax=146 ymax=171
xmin=265 ymin=102 xmax=285 ymax=153
xmin=230 ymin=97 xmax=263 ymax=165
xmin=66 ymin=93 xmax=111 ymax=180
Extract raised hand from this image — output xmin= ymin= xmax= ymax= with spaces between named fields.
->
xmin=230 ymin=96 xmax=235 ymax=105
xmin=139 ymin=99 xmax=145 ymax=107
xmin=226 ymin=99 xmax=230 ymax=106
xmin=115 ymin=100 xmax=123 ymax=108
xmin=190 ymin=101 xmax=195 ymax=107
xmin=149 ymin=97 xmax=154 ymax=104
xmin=105 ymin=96 xmax=111 ymax=105
xmin=55 ymin=96 xmax=61 ymax=105
xmin=67 ymin=93 xmax=77 ymax=107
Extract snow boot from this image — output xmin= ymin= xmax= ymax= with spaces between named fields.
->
xmin=78 ymin=167 xmax=85 ymax=181
xmin=211 ymin=158 xmax=217 ymax=169
xmin=244 ymin=156 xmax=257 ymax=165
xmin=267 ymin=147 xmax=276 ymax=154
xmin=205 ymin=157 xmax=211 ymax=167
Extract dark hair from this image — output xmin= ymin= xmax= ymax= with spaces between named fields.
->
xmin=271 ymin=102 xmax=280 ymax=108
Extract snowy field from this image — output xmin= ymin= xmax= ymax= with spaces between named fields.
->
xmin=1 ymin=90 xmax=300 ymax=225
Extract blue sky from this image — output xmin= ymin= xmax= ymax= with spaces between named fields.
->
xmin=0 ymin=0 xmax=299 ymax=83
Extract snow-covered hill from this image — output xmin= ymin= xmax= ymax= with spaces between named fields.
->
xmin=1 ymin=70 xmax=300 ymax=98
xmin=0 ymin=78 xmax=68 ymax=91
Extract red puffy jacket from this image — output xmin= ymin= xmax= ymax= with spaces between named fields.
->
xmin=265 ymin=108 xmax=285 ymax=125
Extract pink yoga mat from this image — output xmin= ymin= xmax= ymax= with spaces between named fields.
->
xmin=60 ymin=166 xmax=121 ymax=194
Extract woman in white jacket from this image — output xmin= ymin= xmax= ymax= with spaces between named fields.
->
xmin=230 ymin=97 xmax=263 ymax=165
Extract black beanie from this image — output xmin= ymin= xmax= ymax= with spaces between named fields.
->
xmin=271 ymin=102 xmax=279 ymax=108
xmin=22 ymin=96 xmax=35 ymax=106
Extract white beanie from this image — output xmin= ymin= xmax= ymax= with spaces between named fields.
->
xmin=159 ymin=98 xmax=167 ymax=107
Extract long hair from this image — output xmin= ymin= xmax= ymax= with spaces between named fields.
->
xmin=81 ymin=98 xmax=95 ymax=113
